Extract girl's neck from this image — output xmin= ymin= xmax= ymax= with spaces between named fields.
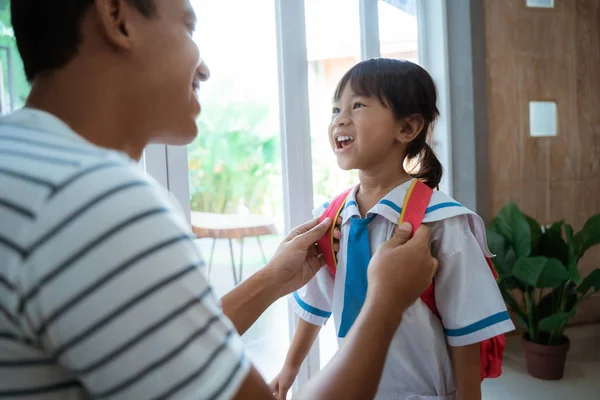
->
xmin=356 ymin=166 xmax=412 ymax=218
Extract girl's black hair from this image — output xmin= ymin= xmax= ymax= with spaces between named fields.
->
xmin=334 ymin=58 xmax=442 ymax=189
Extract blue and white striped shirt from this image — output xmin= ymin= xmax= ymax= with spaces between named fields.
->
xmin=0 ymin=109 xmax=249 ymax=399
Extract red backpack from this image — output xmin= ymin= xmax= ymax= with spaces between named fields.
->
xmin=316 ymin=179 xmax=506 ymax=381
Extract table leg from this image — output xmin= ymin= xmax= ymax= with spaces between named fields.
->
xmin=238 ymin=238 xmax=244 ymax=283
xmin=208 ymin=238 xmax=217 ymax=283
xmin=257 ymin=236 xmax=267 ymax=264
xmin=229 ymin=239 xmax=238 ymax=284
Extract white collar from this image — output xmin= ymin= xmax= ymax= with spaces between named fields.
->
xmin=340 ymin=179 xmax=415 ymax=225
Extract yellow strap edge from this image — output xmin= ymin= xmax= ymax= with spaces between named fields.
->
xmin=329 ymin=197 xmax=347 ymax=270
xmin=398 ymin=179 xmax=418 ymax=225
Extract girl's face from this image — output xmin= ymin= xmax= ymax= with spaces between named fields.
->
xmin=329 ymin=84 xmax=404 ymax=171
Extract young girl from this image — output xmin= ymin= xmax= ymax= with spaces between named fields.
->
xmin=270 ymin=58 xmax=514 ymax=400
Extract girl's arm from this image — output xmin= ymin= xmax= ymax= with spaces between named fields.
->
xmin=450 ymin=344 xmax=482 ymax=400
xmin=430 ymin=216 xmax=515 ymax=400
xmin=285 ymin=318 xmax=323 ymax=369
xmin=270 ymin=319 xmax=322 ymax=399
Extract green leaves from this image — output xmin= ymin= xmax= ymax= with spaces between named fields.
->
xmin=526 ymin=215 xmax=543 ymax=255
xmin=538 ymin=311 xmax=575 ymax=333
xmin=494 ymin=202 xmax=531 ymax=259
xmin=536 ymin=284 xmax=577 ymax=316
xmin=564 ymin=224 xmax=581 ymax=284
xmin=489 ymin=204 xmax=600 ymax=345
xmin=188 ymin=98 xmax=279 ymax=215
xmin=538 ymin=221 xmax=569 ymax=266
xmin=578 ymin=269 xmax=600 ymax=296
xmin=513 ymin=257 xmax=570 ymax=288
xmin=486 ymin=229 xmax=517 ymax=278
xmin=574 ymin=214 xmax=600 ymax=258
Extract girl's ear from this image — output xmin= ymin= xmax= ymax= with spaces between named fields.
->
xmin=396 ymin=114 xmax=425 ymax=143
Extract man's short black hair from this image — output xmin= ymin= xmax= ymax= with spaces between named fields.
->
xmin=11 ymin=0 xmax=156 ymax=82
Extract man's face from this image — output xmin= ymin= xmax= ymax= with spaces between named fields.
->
xmin=130 ymin=0 xmax=209 ymax=144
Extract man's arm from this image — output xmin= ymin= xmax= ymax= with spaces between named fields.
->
xmin=295 ymin=288 xmax=406 ymax=399
xmin=222 ymin=217 xmax=337 ymax=335
xmin=221 ymin=266 xmax=282 ymax=335
xmin=232 ymin=224 xmax=438 ymax=400
xmin=232 ymin=287 xmax=408 ymax=400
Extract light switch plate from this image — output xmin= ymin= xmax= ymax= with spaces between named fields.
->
xmin=529 ymin=101 xmax=557 ymax=137
xmin=526 ymin=0 xmax=555 ymax=8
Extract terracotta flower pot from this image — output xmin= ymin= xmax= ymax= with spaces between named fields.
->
xmin=522 ymin=334 xmax=570 ymax=380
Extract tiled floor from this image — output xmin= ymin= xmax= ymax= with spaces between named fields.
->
xmin=195 ymin=238 xmax=600 ymax=399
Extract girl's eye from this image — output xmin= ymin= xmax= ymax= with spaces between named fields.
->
xmin=332 ymin=107 xmax=341 ymax=114
xmin=353 ymin=102 xmax=365 ymax=109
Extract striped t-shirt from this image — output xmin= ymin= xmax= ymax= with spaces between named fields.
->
xmin=0 ymin=108 xmax=250 ymax=399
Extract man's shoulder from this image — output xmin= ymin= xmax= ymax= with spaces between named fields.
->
xmin=0 ymin=121 xmax=176 ymax=226
xmin=44 ymin=154 xmax=175 ymax=220
xmin=0 ymin=113 xmax=139 ymax=189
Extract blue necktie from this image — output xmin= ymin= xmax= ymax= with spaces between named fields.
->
xmin=338 ymin=215 xmax=374 ymax=338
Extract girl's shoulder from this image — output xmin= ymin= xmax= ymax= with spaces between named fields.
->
xmin=421 ymin=190 xmax=476 ymax=223
xmin=423 ymin=191 xmax=492 ymax=257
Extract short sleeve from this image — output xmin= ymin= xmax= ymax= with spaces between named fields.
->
xmin=291 ymin=267 xmax=335 ymax=326
xmin=26 ymin=163 xmax=251 ymax=400
xmin=431 ymin=215 xmax=515 ymax=347
xmin=289 ymin=201 xmax=335 ymax=326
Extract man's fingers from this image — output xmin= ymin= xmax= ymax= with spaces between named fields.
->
xmin=286 ymin=217 xmax=322 ymax=240
xmin=410 ymin=224 xmax=432 ymax=247
xmin=294 ymin=217 xmax=331 ymax=245
xmin=385 ymin=222 xmax=413 ymax=247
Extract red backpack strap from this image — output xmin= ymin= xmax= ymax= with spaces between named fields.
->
xmin=398 ymin=181 xmax=438 ymax=316
xmin=399 ymin=180 xmax=433 ymax=231
xmin=316 ymin=187 xmax=353 ymax=276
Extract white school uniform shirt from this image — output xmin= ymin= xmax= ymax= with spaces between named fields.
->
xmin=292 ymin=180 xmax=515 ymax=400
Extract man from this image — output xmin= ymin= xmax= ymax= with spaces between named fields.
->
xmin=0 ymin=1 xmax=438 ymax=399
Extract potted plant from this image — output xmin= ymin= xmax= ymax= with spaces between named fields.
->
xmin=486 ymin=202 xmax=600 ymax=380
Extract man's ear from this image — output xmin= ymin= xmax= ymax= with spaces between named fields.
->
xmin=396 ymin=114 xmax=425 ymax=144
xmin=93 ymin=0 xmax=137 ymax=50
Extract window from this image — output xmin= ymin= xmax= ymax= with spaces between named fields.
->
xmin=150 ymin=0 xmax=452 ymax=392
xmin=0 ymin=6 xmax=30 ymax=115
xmin=186 ymin=0 xmax=289 ymax=382
xmin=304 ymin=0 xmax=362 ymax=369
xmin=306 ymin=0 xmax=361 ymax=214
xmin=379 ymin=0 xmax=419 ymax=62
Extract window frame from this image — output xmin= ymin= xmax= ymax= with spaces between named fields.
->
xmin=142 ymin=0 xmax=453 ymax=391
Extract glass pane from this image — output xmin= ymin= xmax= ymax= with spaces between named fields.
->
xmin=304 ymin=0 xmax=361 ymax=370
xmin=379 ymin=0 xmax=419 ymax=63
xmin=0 ymin=6 xmax=30 ymax=114
xmin=188 ymin=0 xmax=287 ymax=382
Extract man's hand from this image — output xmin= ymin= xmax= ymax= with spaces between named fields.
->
xmin=265 ymin=217 xmax=332 ymax=297
xmin=367 ymin=222 xmax=438 ymax=319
